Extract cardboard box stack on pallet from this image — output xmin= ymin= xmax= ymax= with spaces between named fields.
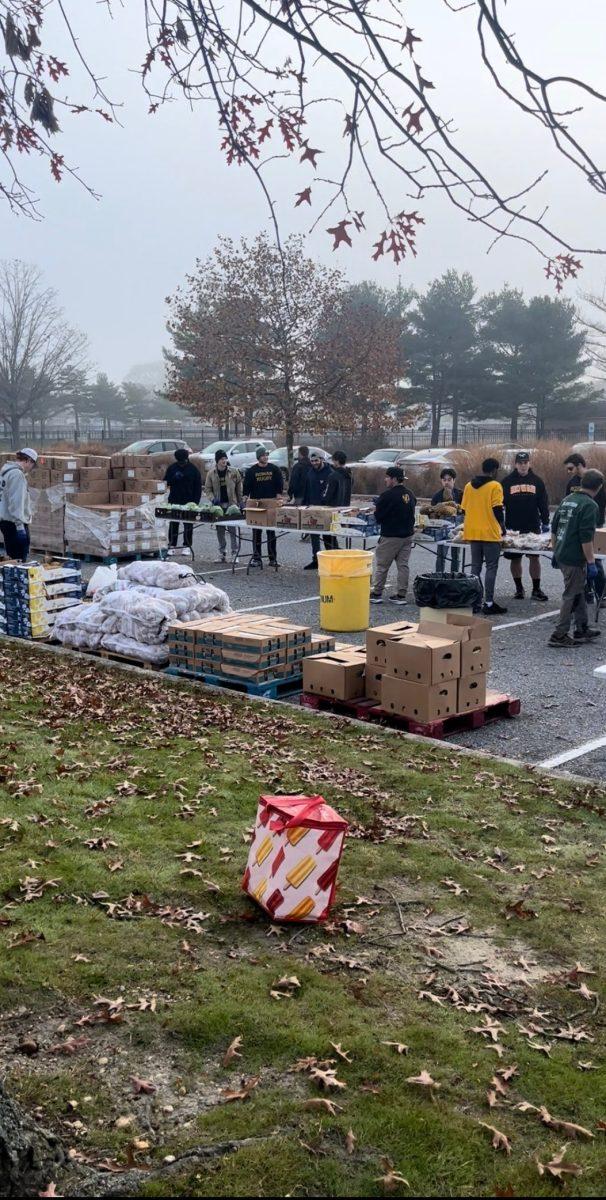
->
xmin=0 ymin=558 xmax=82 ymax=640
xmin=303 ymin=612 xmax=492 ymax=724
xmin=168 ymin=614 xmax=335 ymax=683
xmin=245 ymin=500 xmax=377 ymax=535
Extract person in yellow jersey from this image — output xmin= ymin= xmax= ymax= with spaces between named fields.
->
xmin=461 ymin=456 xmax=508 ymax=615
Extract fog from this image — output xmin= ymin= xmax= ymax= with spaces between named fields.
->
xmin=4 ymin=0 xmax=606 ymax=381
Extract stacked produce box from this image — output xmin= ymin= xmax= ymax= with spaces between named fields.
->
xmin=168 ymin=614 xmax=334 ymax=683
xmin=245 ymin=500 xmax=377 ymax=535
xmin=303 ymin=612 xmax=492 ymax=723
xmin=0 ymin=558 xmax=82 ymax=640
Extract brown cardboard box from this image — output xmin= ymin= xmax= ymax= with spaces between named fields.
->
xmin=120 ymin=491 xmax=155 ymax=506
xmin=245 ymin=501 xmax=280 ymax=527
xmin=69 ymin=491 xmax=111 ymax=507
xmin=29 ymin=468 xmax=52 ymax=487
xmin=419 ymin=614 xmax=491 ymax=676
xmin=595 ymin=528 xmax=606 ymax=554
xmin=386 ymin=632 xmax=461 ymax=684
xmin=85 ymin=455 xmax=112 ymax=468
xmin=275 ymin=506 xmax=301 ymax=529
xmin=457 ymin=673 xmax=487 ymax=712
xmin=310 ymin=634 xmax=336 ymax=655
xmin=49 ymin=469 xmax=80 ymax=484
xmin=381 ymin=675 xmax=458 ymax=723
xmin=78 ymin=467 xmax=110 ymax=485
xmin=366 ymin=621 xmax=419 ymax=666
xmin=109 ymin=478 xmax=126 ymax=495
xmin=303 ymin=650 xmax=366 ymax=700
xmin=48 ymin=456 xmax=82 ymax=471
xmin=299 ymin=506 xmax=334 ymax=531
xmin=365 ymin=665 xmax=384 ymax=703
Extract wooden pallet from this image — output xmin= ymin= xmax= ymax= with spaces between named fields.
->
xmin=299 ymin=690 xmax=521 ymax=740
xmin=165 ymin=665 xmax=303 ymax=698
xmin=49 ymin=643 xmax=168 ymax=671
xmin=71 ymin=551 xmax=167 ymax=565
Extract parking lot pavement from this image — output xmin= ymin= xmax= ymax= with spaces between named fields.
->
xmin=81 ymin=524 xmax=606 ymax=782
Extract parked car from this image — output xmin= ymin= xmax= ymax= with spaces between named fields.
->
xmin=198 ymin=438 xmax=277 ymax=470
xmin=122 ymin=438 xmax=193 ymax=455
xmin=398 ymin=447 xmax=470 ymax=469
xmin=348 ymin=448 xmax=409 ymax=470
xmin=572 ymin=441 xmax=606 ymax=459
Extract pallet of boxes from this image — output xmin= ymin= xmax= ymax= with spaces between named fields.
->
xmin=303 ymin=612 xmax=495 ymax=732
xmin=0 ymin=558 xmax=82 ymax=640
xmin=167 ymin=612 xmax=334 ymax=695
xmin=64 ymin=453 xmax=168 ymax=560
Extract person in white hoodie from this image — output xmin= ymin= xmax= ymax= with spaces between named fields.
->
xmin=0 ymin=448 xmax=38 ymax=561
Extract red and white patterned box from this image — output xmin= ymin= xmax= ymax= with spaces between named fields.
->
xmin=242 ymin=794 xmax=348 ymax=923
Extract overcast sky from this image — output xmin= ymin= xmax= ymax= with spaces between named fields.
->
xmin=4 ymin=0 xmax=606 ymax=382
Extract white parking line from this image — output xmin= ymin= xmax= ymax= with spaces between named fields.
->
xmin=237 ymin=595 xmax=319 ymax=613
xmin=538 ymin=733 xmax=606 ymax=770
xmin=493 ymin=610 xmax=558 ymax=632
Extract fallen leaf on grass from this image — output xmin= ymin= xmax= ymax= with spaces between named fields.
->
xmin=130 ymin=1076 xmax=156 ymax=1095
xmin=48 ymin=1036 xmax=90 ymax=1057
xmin=505 ymin=900 xmax=537 ymax=921
xmin=471 ymin=1017 xmax=504 ymax=1043
xmin=38 ymin=1185 xmax=62 ymax=1198
xmin=578 ymin=1061 xmax=597 ymax=1071
xmin=331 ymin=1042 xmax=353 ymax=1063
xmin=478 ymin=1122 xmax=512 ymax=1155
xmin=440 ymin=878 xmax=468 ymax=897
xmin=490 ymin=1075 xmax=508 ymax=1096
xmin=72 ymin=954 xmax=91 ymax=963
xmin=406 ymin=1070 xmax=440 ymax=1090
xmin=375 ymin=1157 xmax=410 ymax=1192
xmin=497 ymin=1064 xmax=519 ymax=1082
xmin=345 ymin=1129 xmax=356 ymax=1155
xmin=536 ymin=1144 xmax=582 ymax=1179
xmin=304 ymin=1098 xmax=343 ymax=1115
xmin=382 ymin=1042 xmax=408 ymax=1055
xmin=220 ymin=1075 xmax=259 ymax=1103
xmin=526 ymin=1041 xmax=551 ymax=1057
xmin=418 ymin=991 xmax=445 ymax=1007
xmin=8 ymin=930 xmax=45 ymax=949
xmin=309 ymin=1067 xmax=346 ymax=1091
xmin=222 ymin=1035 xmax=243 ymax=1067
xmin=270 ymin=975 xmax=301 ymax=1000
xmin=114 ymin=1116 xmax=134 ymax=1129
xmin=575 ymin=982 xmax=598 ymax=1002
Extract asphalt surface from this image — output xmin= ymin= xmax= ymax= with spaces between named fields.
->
xmin=83 ymin=522 xmax=606 ymax=783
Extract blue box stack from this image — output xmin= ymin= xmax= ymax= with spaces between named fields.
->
xmin=0 ymin=558 xmax=82 ymax=640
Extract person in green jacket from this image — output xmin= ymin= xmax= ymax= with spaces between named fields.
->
xmin=549 ymin=468 xmax=604 ymax=648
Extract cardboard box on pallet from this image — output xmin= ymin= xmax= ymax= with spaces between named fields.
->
xmin=381 ymin=675 xmax=458 ymax=723
xmin=69 ymin=492 xmax=111 ymax=507
xmin=418 ymin=613 xmax=492 ymax=677
xmin=385 ymin=632 xmax=461 ymax=685
xmin=457 ymin=674 xmax=487 ymax=712
xmin=303 ymin=649 xmax=366 ymax=701
xmin=245 ymin=500 xmax=280 ymax=527
xmin=365 ymin=665 xmax=384 ymax=703
xmin=366 ymin=621 xmax=418 ymax=666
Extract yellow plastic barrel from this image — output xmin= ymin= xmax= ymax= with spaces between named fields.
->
xmin=317 ymin=549 xmax=373 ymax=632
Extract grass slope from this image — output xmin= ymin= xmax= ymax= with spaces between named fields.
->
xmin=1 ymin=640 xmax=605 ymax=1197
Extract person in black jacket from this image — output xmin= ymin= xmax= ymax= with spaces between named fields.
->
xmin=502 ymin=451 xmax=550 ymax=600
xmin=288 ymin=446 xmax=312 ymax=504
xmin=243 ymin=446 xmax=284 ymax=565
xmin=325 ymin=450 xmax=353 ymax=507
xmin=164 ymin=449 xmax=202 ymax=555
xmin=431 ymin=467 xmax=462 ymax=574
xmin=564 ymin=452 xmax=606 ymax=524
xmin=370 ymin=467 xmax=416 ymax=604
xmin=303 ymin=451 xmax=335 ymax=569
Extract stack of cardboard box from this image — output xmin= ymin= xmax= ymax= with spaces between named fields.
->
xmin=108 ymin=455 xmax=168 ymax=505
xmin=64 ymin=502 xmax=167 ymax=558
xmin=168 ymin=613 xmax=326 ymax=683
xmin=0 ymin=558 xmax=82 ymax=640
xmin=303 ymin=612 xmax=492 ymax=723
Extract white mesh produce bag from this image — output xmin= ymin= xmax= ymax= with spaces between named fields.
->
xmin=97 ymin=590 xmax=175 ymax=644
xmin=53 ymin=603 xmax=106 ymax=651
xmin=117 ymin=560 xmax=196 ymax=589
xmin=100 ymin=634 xmax=169 ymax=664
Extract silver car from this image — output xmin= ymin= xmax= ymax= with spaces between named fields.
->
xmin=122 ymin=438 xmax=193 ymax=455
xmin=198 ymin=438 xmax=277 ymax=470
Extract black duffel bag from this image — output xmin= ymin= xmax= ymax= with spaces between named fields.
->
xmin=413 ymin=572 xmax=482 ymax=610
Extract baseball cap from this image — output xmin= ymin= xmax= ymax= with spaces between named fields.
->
xmin=515 ymin=451 xmax=530 ymax=463
xmin=19 ymin=447 xmax=38 ymax=463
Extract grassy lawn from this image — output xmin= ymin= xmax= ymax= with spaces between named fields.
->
xmin=1 ymin=638 xmax=606 ymax=1197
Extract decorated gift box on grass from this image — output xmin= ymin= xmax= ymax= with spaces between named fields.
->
xmin=243 ymin=794 xmax=348 ymax=923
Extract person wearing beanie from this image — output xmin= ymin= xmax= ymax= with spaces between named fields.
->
xmin=164 ymin=447 xmax=202 ymax=556
xmin=243 ymin=446 xmax=284 ymax=566
xmin=0 ymin=448 xmax=38 ymax=561
xmin=204 ymin=449 xmax=243 ymax=562
xmin=502 ymin=451 xmax=550 ymax=601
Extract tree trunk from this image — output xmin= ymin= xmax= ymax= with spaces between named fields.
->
xmin=509 ymin=408 xmax=519 ymax=440
xmin=74 ymin=405 xmax=80 ymax=443
xmin=451 ymin=393 xmax=460 ymax=446
xmin=0 ymin=1081 xmax=65 ymax=1197
xmin=10 ymin=413 xmax=20 ymax=449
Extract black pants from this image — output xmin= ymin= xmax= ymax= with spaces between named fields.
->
xmin=0 ymin=520 xmax=29 ymax=562
xmin=311 ymin=534 xmax=338 ymax=559
xmin=253 ymin=529 xmax=277 ymax=561
xmin=168 ymin=521 xmax=193 ymax=549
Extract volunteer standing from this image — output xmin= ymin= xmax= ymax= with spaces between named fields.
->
xmin=205 ymin=450 xmax=243 ymax=563
xmin=502 ymin=451 xmax=550 ymax=600
xmin=243 ymin=446 xmax=284 ymax=567
xmin=461 ymin=457 xmax=507 ymax=615
xmin=0 ymin=448 xmax=38 ymax=562
xmin=549 ymin=468 xmax=604 ymax=648
xmin=303 ymin=451 xmax=334 ymax=570
xmin=370 ymin=466 xmax=416 ymax=604
xmin=164 ymin=449 xmax=202 ymax=556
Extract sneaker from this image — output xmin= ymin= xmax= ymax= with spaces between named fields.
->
xmin=514 ymin=586 xmax=525 ymax=600
xmin=249 ymin=556 xmax=263 ymax=569
xmin=167 ymin=547 xmax=177 ymax=556
xmin=370 ymin=592 xmax=384 ymax=603
xmin=182 ymin=547 xmax=193 ymax=557
xmin=532 ymin=587 xmax=549 ymax=602
xmin=482 ymin=601 xmax=508 ymax=615
xmin=268 ymin=557 xmax=278 ymax=567
xmin=574 ymin=627 xmax=601 ymax=641
xmin=389 ymin=594 xmax=408 ymax=605
xmin=215 ymin=554 xmax=227 ymax=564
xmin=304 ymin=560 xmax=318 ymax=570
xmin=548 ymin=634 xmax=580 ymax=648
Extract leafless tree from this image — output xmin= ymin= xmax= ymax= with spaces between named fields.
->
xmin=0 ymin=259 xmax=89 ymax=446
xmin=2 ymin=2 xmax=606 ymax=285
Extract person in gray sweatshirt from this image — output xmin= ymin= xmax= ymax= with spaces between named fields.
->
xmin=0 ymin=448 xmax=38 ymax=561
